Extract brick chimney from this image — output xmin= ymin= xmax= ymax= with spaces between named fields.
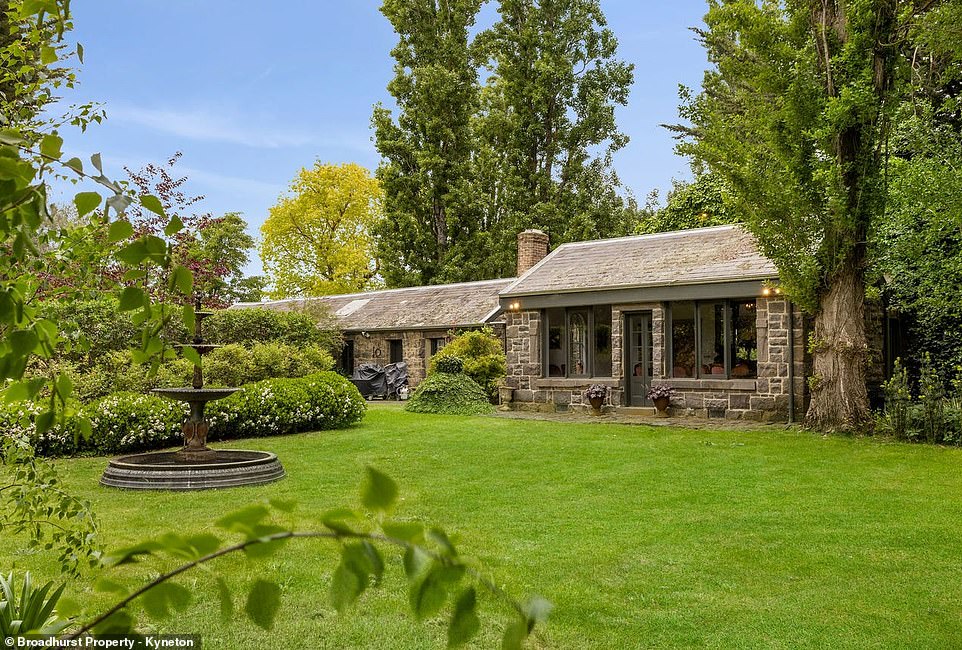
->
xmin=516 ymin=229 xmax=549 ymax=277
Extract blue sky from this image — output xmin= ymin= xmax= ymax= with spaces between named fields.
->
xmin=51 ymin=1 xmax=710 ymax=276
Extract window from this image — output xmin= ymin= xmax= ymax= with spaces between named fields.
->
xmin=543 ymin=306 xmax=613 ymax=378
xmin=546 ymin=308 xmax=566 ymax=376
xmin=730 ymin=302 xmax=757 ymax=378
xmin=568 ymin=310 xmax=589 ymax=377
xmin=429 ymin=337 xmax=446 ymax=357
xmin=670 ymin=302 xmax=696 ymax=377
xmin=593 ymin=304 xmax=613 ymax=377
xmin=389 ymin=339 xmax=403 ymax=364
xmin=339 ymin=340 xmax=355 ymax=375
xmin=668 ymin=300 xmax=757 ymax=379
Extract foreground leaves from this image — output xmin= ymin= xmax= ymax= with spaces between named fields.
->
xmin=65 ymin=471 xmax=548 ymax=647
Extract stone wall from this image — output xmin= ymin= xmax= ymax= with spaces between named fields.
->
xmin=346 ymin=323 xmax=506 ymax=388
xmin=503 ymin=297 xmax=809 ymax=421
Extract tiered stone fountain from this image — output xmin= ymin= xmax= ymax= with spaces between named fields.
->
xmin=101 ymin=302 xmax=285 ymax=490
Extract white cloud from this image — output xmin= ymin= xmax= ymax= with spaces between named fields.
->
xmin=106 ymin=103 xmax=371 ymax=152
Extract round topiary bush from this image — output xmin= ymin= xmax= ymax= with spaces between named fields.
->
xmin=429 ymin=328 xmax=506 ymax=399
xmin=405 ymin=372 xmax=493 ymax=415
xmin=434 ymin=355 xmax=465 ymax=374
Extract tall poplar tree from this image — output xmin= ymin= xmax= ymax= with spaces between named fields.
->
xmin=372 ymin=0 xmax=483 ymax=287
xmin=673 ymin=0 xmax=955 ymax=431
xmin=474 ymin=0 xmax=635 ymax=274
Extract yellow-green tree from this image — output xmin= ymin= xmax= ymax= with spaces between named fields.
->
xmin=261 ymin=163 xmax=382 ymax=298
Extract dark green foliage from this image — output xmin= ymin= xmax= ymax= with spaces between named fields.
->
xmin=405 ymin=372 xmax=493 ymax=416
xmin=46 ymin=342 xmax=334 ymax=402
xmin=203 ymin=308 xmax=340 ymax=351
xmin=429 ymin=328 xmax=506 ymax=399
xmin=433 ymin=356 xmax=464 ymax=375
xmin=373 ymin=0 xmax=634 ymax=284
xmin=634 ymin=173 xmax=739 ymax=235
xmin=372 ymin=0 xmax=483 ymax=286
xmin=919 ymin=353 xmax=945 ymax=444
xmin=877 ymin=357 xmax=962 ymax=445
xmin=873 ymin=106 xmax=962 ymax=384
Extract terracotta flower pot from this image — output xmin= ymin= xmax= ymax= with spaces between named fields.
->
xmin=653 ymin=396 xmax=670 ymax=417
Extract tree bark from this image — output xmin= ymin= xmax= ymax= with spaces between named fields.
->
xmin=806 ymin=257 xmax=871 ymax=431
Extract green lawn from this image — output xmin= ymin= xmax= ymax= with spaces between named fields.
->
xmin=4 ymin=405 xmax=962 ymax=648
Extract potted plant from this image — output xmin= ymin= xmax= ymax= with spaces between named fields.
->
xmin=584 ymin=384 xmax=609 ymax=415
xmin=646 ymin=384 xmax=676 ymax=417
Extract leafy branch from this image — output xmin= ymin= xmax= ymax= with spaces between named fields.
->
xmin=63 ymin=468 xmax=549 ymax=649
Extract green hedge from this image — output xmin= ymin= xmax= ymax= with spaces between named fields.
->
xmin=0 ymin=372 xmax=365 ymax=457
xmin=40 ymin=299 xmax=341 ymax=364
xmin=57 ymin=343 xmax=334 ymax=402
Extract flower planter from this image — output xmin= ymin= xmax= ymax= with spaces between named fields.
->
xmin=588 ymin=396 xmax=605 ymax=415
xmin=653 ymin=396 xmax=670 ymax=418
xmin=498 ymin=386 xmax=515 ymax=406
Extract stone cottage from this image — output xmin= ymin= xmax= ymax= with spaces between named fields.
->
xmin=498 ymin=224 xmax=810 ymax=421
xmin=236 ymin=278 xmax=512 ymax=387
xmin=235 ymin=230 xmax=553 ymax=387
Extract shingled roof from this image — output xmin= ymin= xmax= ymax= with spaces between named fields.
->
xmin=235 ymin=278 xmax=513 ymax=332
xmin=500 ymin=224 xmax=777 ymax=297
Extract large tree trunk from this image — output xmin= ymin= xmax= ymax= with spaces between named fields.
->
xmin=806 ymin=258 xmax=871 ymax=431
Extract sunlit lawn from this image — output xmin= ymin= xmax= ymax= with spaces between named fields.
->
xmin=4 ymin=404 xmax=962 ymax=648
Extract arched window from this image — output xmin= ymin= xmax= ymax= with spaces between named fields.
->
xmin=568 ymin=311 xmax=588 ymax=377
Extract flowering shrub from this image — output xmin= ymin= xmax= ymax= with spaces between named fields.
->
xmin=208 ymin=372 xmax=366 ymax=440
xmin=0 ymin=400 xmax=77 ymax=457
xmin=583 ymin=384 xmax=609 ymax=400
xmin=0 ymin=372 xmax=365 ymax=457
xmin=84 ymin=392 xmax=188 ymax=454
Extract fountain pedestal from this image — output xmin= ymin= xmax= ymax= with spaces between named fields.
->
xmin=100 ymin=305 xmax=286 ymax=491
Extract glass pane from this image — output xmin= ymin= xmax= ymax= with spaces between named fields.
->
xmin=645 ymin=317 xmax=653 ymax=378
xmin=670 ymin=302 xmax=696 ymax=377
xmin=593 ymin=305 xmax=612 ymax=377
xmin=568 ymin=312 xmax=588 ymax=377
xmin=546 ymin=308 xmax=565 ymax=376
xmin=731 ymin=301 xmax=758 ymax=378
xmin=699 ymin=302 xmax=726 ymax=377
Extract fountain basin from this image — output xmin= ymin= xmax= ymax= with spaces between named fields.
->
xmin=100 ymin=450 xmax=285 ymax=490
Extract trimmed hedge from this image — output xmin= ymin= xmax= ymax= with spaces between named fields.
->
xmin=0 ymin=372 xmax=365 ymax=457
xmin=405 ymin=372 xmax=493 ymax=415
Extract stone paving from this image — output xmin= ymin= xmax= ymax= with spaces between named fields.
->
xmin=488 ymin=406 xmax=802 ymax=431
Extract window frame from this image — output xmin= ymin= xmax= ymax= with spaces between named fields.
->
xmin=666 ymin=300 xmax=756 ymax=380
xmin=541 ymin=306 xmax=612 ymax=379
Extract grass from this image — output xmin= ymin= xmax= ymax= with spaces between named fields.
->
xmin=4 ymin=404 xmax=962 ymax=648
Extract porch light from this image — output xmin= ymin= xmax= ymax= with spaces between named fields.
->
xmin=508 ymin=301 xmax=521 ymax=311
xmin=762 ymin=287 xmax=771 ymax=296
